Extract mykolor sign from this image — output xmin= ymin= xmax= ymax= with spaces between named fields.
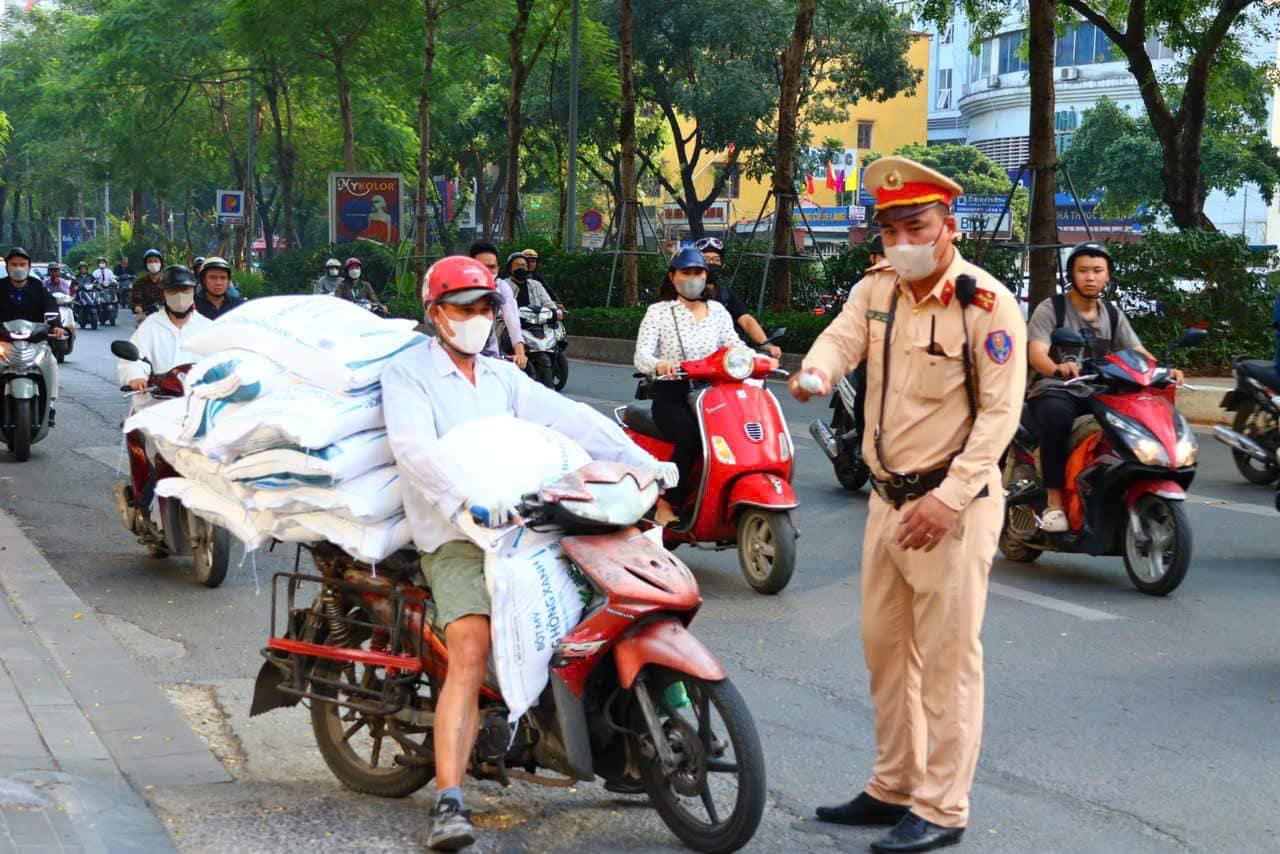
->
xmin=329 ymin=172 xmax=404 ymax=244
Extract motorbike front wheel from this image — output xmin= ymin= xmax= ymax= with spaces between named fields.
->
xmin=186 ymin=510 xmax=230 ymax=588
xmin=635 ymin=669 xmax=766 ymax=854
xmin=1123 ymin=495 xmax=1192 ymax=596
xmin=999 ymin=457 xmax=1042 ymax=563
xmin=553 ymin=349 xmax=570 ymax=391
xmin=528 ymin=352 xmax=555 ymax=388
xmin=1230 ymin=402 xmax=1279 ymax=484
xmin=10 ymin=398 xmax=33 ymax=462
xmin=87 ymin=308 xmax=98 ymax=331
xmin=736 ymin=509 xmax=796 ymax=594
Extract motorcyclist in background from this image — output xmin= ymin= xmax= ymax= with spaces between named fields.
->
xmin=520 ymin=248 xmax=559 ymax=302
xmin=1 ymin=248 xmax=66 ymax=336
xmin=92 ymin=256 xmax=117 ymax=289
xmin=694 ymin=237 xmax=782 ymax=358
xmin=315 ymin=257 xmax=343 ymax=295
xmin=191 ymin=257 xmax=206 ymax=280
xmin=44 ymin=264 xmax=72 ymax=297
xmin=113 ymin=254 xmax=133 ymax=280
xmin=335 ymin=257 xmax=385 ymax=311
xmin=131 ymin=249 xmax=166 ymax=318
xmin=194 ymin=256 xmax=244 ymax=320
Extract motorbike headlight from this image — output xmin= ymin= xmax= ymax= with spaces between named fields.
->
xmin=723 ymin=347 xmax=755 ymax=381
xmin=1172 ymin=410 xmax=1197 ymax=467
xmin=1103 ymin=410 xmax=1169 ymax=466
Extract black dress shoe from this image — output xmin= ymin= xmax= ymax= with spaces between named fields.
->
xmin=870 ymin=812 xmax=964 ymax=853
xmin=815 ymin=791 xmax=910 ymax=826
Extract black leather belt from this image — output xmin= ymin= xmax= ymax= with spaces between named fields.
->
xmin=871 ymin=467 xmax=988 ymax=509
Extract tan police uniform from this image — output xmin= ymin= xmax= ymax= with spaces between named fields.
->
xmin=802 ymin=156 xmax=1027 ymax=828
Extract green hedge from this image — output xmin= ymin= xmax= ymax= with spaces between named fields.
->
xmin=261 ymin=241 xmax=399 ymax=297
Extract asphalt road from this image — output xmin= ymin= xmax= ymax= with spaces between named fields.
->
xmin=2 ymin=326 xmax=1277 ymax=853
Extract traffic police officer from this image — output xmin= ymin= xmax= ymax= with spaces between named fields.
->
xmin=791 ymin=156 xmax=1027 ymax=853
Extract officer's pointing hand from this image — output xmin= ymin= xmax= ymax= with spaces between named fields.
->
xmin=897 ymin=494 xmax=959 ymax=552
xmin=789 ymin=368 xmax=830 ymax=402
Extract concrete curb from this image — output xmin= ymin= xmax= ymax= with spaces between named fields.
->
xmin=0 ymin=508 xmax=231 ymax=821
xmin=567 ymin=335 xmax=1233 ymax=424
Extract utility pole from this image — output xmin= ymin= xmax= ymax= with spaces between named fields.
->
xmin=244 ymin=75 xmax=257 ymax=270
xmin=104 ymin=181 xmax=111 ymax=258
xmin=564 ymin=0 xmax=580 ymax=250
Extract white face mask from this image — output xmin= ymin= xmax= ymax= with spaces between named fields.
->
xmin=98 ymin=261 xmax=107 ymax=269
xmin=348 ymin=267 xmax=362 ymax=280
xmin=439 ymin=312 xmax=493 ymax=355
xmin=164 ymin=289 xmax=195 ymax=314
xmin=9 ymin=266 xmax=29 ymax=282
xmin=146 ymin=261 xmax=162 ymax=274
xmin=675 ymin=276 xmax=706 ymax=300
xmin=883 ymin=230 xmax=945 ymax=282
xmin=328 ymin=267 xmax=340 ymax=278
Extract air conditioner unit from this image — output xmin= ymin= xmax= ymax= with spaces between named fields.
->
xmin=987 ymin=74 xmax=1002 ymax=88
xmin=1059 ymin=67 xmax=1081 ymax=81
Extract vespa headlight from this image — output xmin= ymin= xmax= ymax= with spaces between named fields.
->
xmin=723 ymin=347 xmax=755 ymax=381
xmin=1172 ymin=410 xmax=1198 ymax=467
xmin=1103 ymin=410 xmax=1170 ymax=466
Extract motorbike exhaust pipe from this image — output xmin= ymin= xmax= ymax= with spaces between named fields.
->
xmin=808 ymin=420 xmax=840 ymax=461
xmin=1212 ymin=425 xmax=1273 ymax=464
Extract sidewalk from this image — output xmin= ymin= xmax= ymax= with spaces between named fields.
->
xmin=0 ymin=509 xmax=231 ymax=853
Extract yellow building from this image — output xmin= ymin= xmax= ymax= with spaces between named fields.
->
xmin=650 ymin=33 xmax=930 ymax=248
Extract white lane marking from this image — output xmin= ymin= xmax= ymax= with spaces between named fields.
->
xmin=1184 ymin=494 xmax=1276 ymax=518
xmin=989 ymin=581 xmax=1121 ymax=622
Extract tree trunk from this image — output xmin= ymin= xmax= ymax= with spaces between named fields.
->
xmin=770 ymin=0 xmax=815 ymax=314
xmin=619 ymin=0 xmax=640 ymax=305
xmin=131 ymin=187 xmax=144 ymax=235
xmin=264 ymin=73 xmax=297 ymax=251
xmin=502 ymin=84 xmax=525 ymax=242
xmin=0 ymin=167 xmax=9 ymax=244
xmin=553 ymin=133 xmax=567 ymax=248
xmin=416 ymin=1 xmax=440 ymax=296
xmin=1026 ymin=0 xmax=1058 ymax=314
xmin=335 ymin=53 xmax=358 ymax=172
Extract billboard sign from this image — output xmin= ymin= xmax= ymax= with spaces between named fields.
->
xmin=57 ymin=217 xmax=96 ymax=262
xmin=329 ymin=172 xmax=404 ymax=244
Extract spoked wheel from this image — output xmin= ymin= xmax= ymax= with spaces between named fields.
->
xmin=635 ymin=669 xmax=766 ymax=853
xmin=999 ymin=457 xmax=1042 ymax=563
xmin=309 ymin=626 xmax=435 ymax=798
xmin=1231 ymin=403 xmax=1279 ymax=484
xmin=185 ymin=509 xmax=230 ymax=588
xmin=736 ymin=509 xmax=796 ymax=594
xmin=1123 ymin=495 xmax=1192 ymax=596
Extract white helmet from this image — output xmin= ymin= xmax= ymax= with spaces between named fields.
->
xmin=324 ymin=257 xmax=340 ymax=271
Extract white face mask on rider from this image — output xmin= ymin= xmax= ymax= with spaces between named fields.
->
xmin=348 ymin=267 xmax=362 ymax=280
xmin=883 ymin=227 xmax=946 ymax=282
xmin=164 ymin=289 xmax=195 ymax=315
xmin=439 ymin=311 xmax=493 ymax=355
xmin=146 ymin=261 xmax=163 ymax=274
xmin=674 ymin=276 xmax=707 ymax=300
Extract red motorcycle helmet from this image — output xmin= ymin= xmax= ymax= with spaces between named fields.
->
xmin=421 ymin=256 xmax=501 ymax=332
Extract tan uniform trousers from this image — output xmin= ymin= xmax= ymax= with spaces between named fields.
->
xmin=860 ymin=473 xmax=1003 ymax=828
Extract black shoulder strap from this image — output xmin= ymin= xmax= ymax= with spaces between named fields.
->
xmin=1052 ymin=293 xmax=1066 ymax=329
xmin=1104 ymin=298 xmax=1118 ymax=335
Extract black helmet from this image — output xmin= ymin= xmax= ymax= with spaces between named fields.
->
xmin=5 ymin=246 xmax=31 ymax=263
xmin=868 ymin=234 xmax=884 ymax=255
xmin=143 ymin=248 xmax=164 ymax=262
xmin=668 ymin=247 xmax=707 ymax=271
xmin=162 ymin=265 xmax=198 ymax=289
xmin=1065 ymin=241 xmax=1113 ymax=279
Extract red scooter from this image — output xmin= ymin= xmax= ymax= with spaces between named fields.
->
xmin=110 ymin=340 xmax=231 ymax=587
xmin=999 ymin=327 xmax=1206 ymax=596
xmin=617 ymin=339 xmax=798 ymax=594
xmin=250 ymin=461 xmax=766 ymax=853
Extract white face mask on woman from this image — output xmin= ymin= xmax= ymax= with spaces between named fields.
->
xmin=146 ymin=261 xmax=163 ymax=274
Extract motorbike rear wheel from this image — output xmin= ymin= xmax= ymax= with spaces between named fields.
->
xmin=736 ymin=509 xmax=796 ymax=594
xmin=186 ymin=510 xmax=230 ymax=588
xmin=309 ymin=638 xmax=435 ymax=798
xmin=1231 ymin=402 xmax=1279 ymax=484
xmin=1123 ymin=495 xmax=1192 ymax=596
xmin=635 ymin=669 xmax=766 ymax=854
xmin=10 ymin=399 xmax=33 ymax=462
xmin=830 ymin=409 xmax=868 ymax=491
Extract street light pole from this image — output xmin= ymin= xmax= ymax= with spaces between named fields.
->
xmin=564 ymin=0 xmax=580 ymax=250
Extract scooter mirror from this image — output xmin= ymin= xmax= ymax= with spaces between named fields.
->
xmin=765 ymin=327 xmax=787 ymax=344
xmin=111 ymin=340 xmax=141 ymax=361
xmin=1174 ymin=328 xmax=1208 ymax=349
xmin=1050 ymin=328 xmax=1086 ymax=349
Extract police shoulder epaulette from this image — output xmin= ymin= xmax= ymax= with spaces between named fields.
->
xmin=971 ymin=288 xmax=997 ymax=312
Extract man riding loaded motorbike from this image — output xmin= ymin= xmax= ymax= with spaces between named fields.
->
xmin=379 ymin=256 xmax=671 ymax=850
xmin=1027 ymin=242 xmax=1183 ymax=533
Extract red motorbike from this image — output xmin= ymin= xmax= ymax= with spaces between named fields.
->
xmin=999 ymin=327 xmax=1206 ymax=596
xmin=110 ymin=340 xmax=231 ymax=587
xmin=250 ymin=461 xmax=766 ymax=853
xmin=617 ymin=339 xmax=798 ymax=594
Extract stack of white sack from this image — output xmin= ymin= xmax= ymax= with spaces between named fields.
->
xmin=124 ymin=296 xmax=425 ymax=562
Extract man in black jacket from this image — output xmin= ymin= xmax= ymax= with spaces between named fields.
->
xmin=193 ymin=256 xmax=244 ymax=320
xmin=0 ymin=247 xmax=67 ymax=338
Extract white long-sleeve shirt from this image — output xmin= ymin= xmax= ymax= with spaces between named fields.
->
xmin=633 ymin=299 xmax=740 ymax=375
xmin=116 ymin=309 xmax=214 ymax=386
xmin=484 ymin=277 xmax=524 ymax=356
xmin=381 ymin=337 xmax=658 ymax=552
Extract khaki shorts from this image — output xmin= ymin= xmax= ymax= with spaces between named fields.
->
xmin=421 ymin=541 xmax=489 ymax=629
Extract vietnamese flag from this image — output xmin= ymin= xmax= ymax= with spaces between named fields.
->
xmin=806 ymin=173 xmax=816 ymax=195
xmin=826 ymin=161 xmax=837 ymax=190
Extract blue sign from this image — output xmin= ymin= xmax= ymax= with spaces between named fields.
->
xmin=797 ymin=206 xmax=865 ymax=228
xmin=58 ymin=217 xmax=96 ymax=260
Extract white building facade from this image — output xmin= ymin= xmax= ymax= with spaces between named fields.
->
xmin=919 ymin=4 xmax=1280 ymax=244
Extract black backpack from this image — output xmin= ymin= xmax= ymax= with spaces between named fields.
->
xmin=1051 ymin=293 xmax=1118 ymax=343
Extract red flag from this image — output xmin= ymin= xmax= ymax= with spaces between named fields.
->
xmin=826 ymin=161 xmax=837 ymax=190
xmin=835 ymin=168 xmax=846 ymax=195
xmin=806 ymin=173 xmax=816 ymax=195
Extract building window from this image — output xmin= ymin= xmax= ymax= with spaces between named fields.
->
xmin=969 ymin=38 xmax=992 ymax=82
xmin=1145 ymin=33 xmax=1174 ymax=60
xmin=940 ymin=22 xmax=954 ymax=44
xmin=973 ymin=136 xmax=1030 ymax=170
xmin=936 ymin=68 xmax=953 ymax=110
xmin=856 ymin=121 xmax=874 ymax=150
xmin=998 ymin=30 xmax=1028 ymax=74
xmin=1056 ymin=22 xmax=1117 ymax=66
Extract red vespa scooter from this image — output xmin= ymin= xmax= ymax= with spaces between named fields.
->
xmin=110 ymin=339 xmax=231 ymax=587
xmin=617 ymin=341 xmax=799 ymax=594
